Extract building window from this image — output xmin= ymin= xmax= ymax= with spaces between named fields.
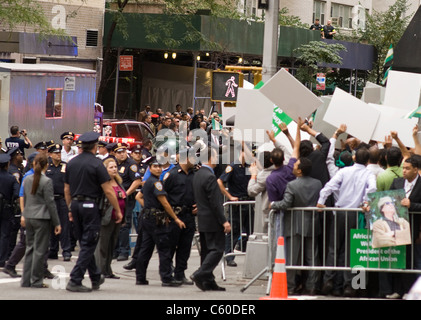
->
xmin=46 ymin=88 xmax=63 ymax=118
xmin=313 ymin=1 xmax=326 ymax=25
xmin=86 ymin=29 xmax=99 ymax=47
xmin=331 ymin=3 xmax=352 ymax=28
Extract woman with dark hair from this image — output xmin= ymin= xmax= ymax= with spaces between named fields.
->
xmin=95 ymin=158 xmax=126 ymax=279
xmin=21 ymin=153 xmax=61 ymax=288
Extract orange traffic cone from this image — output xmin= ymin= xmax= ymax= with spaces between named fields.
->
xmin=260 ymin=237 xmax=296 ymax=300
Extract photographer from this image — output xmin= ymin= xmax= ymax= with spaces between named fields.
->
xmin=5 ymin=126 xmax=32 ymax=158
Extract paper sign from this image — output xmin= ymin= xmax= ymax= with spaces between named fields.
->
xmin=259 ymin=68 xmax=323 ymax=122
xmin=369 ymin=103 xmax=417 ymax=148
xmin=323 ymin=88 xmax=380 ymax=143
xmin=235 ymin=88 xmax=274 ymax=141
xmin=383 ymin=70 xmax=421 ymax=111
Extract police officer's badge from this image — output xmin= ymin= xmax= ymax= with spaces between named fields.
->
xmin=61 ymin=163 xmax=66 ymax=173
xmin=154 ymin=181 xmax=163 ymax=191
xmin=225 ymin=165 xmax=233 ymax=173
xmin=163 ymin=172 xmax=170 ymax=181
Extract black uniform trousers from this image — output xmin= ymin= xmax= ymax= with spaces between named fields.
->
xmin=69 ymin=200 xmax=101 ymax=285
xmin=193 ymin=230 xmax=225 ymax=282
xmin=0 ymin=206 xmax=12 ymax=265
xmin=49 ymin=198 xmax=72 ymax=258
xmin=135 ymin=215 xmax=173 ymax=283
xmin=170 ymin=210 xmax=196 ymax=280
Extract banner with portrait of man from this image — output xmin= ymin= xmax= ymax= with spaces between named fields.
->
xmin=367 ymin=189 xmax=412 ymax=249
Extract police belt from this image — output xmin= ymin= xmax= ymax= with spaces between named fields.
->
xmin=54 ymin=194 xmax=64 ymax=200
xmin=143 ymin=208 xmax=166 ymax=218
xmin=172 ymin=206 xmax=193 ymax=215
xmin=72 ymin=195 xmax=99 ymax=203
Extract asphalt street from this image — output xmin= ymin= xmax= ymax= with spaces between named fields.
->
xmin=0 ymin=241 xmax=395 ymax=303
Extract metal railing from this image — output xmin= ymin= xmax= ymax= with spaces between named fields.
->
xmin=221 ymin=200 xmax=255 ymax=280
xmin=241 ymin=207 xmax=421 ymax=294
xmin=279 ymin=207 xmax=421 ymax=274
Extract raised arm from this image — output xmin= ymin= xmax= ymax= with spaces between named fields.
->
xmin=390 ymin=131 xmax=410 ymax=161
xmin=292 ymin=117 xmax=303 ymax=159
xmin=412 ymin=124 xmax=421 ymax=155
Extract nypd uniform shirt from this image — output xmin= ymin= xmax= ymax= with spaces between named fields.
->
xmin=0 ymin=170 xmax=20 ymax=201
xmin=64 ymin=151 xmax=110 ymax=198
xmin=45 ymin=157 xmax=67 ymax=195
xmin=142 ymin=174 xmax=167 ymax=210
xmin=218 ymin=162 xmax=250 ymax=198
xmin=117 ymin=157 xmax=141 ymax=190
xmin=8 ymin=163 xmax=23 ymax=185
xmin=162 ymin=165 xmax=195 ymax=207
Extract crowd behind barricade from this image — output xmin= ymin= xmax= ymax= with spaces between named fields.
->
xmin=0 ymin=103 xmax=420 ymax=299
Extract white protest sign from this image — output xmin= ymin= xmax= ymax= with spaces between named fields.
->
xmin=383 ymin=70 xmax=421 ymax=111
xmin=234 ymin=88 xmax=274 ymax=142
xmin=259 ymin=68 xmax=323 ymax=122
xmin=369 ymin=103 xmax=417 ymax=148
xmin=323 ymin=88 xmax=380 ymax=143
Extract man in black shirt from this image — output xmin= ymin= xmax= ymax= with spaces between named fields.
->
xmin=163 ymin=148 xmax=197 ymax=284
xmin=46 ymin=144 xmax=72 ymax=261
xmin=64 ymin=131 xmax=122 ymax=292
xmin=5 ymin=126 xmax=32 ymax=158
xmin=321 ymin=20 xmax=337 ymax=39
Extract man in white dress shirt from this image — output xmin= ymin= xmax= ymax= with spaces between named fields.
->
xmin=317 ymin=147 xmax=377 ymax=297
xmin=60 ymin=132 xmax=78 ymax=163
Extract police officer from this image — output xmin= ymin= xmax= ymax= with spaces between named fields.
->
xmin=64 ymin=131 xmax=122 ymax=292
xmin=96 ymin=141 xmax=109 ymax=160
xmin=135 ymin=156 xmax=186 ymax=286
xmin=45 ymin=144 xmax=72 ymax=261
xmin=7 ymin=147 xmax=24 ymax=257
xmin=0 ymin=154 xmax=19 ymax=267
xmin=163 ymin=148 xmax=197 ymax=284
xmin=114 ymin=142 xmax=142 ymax=261
xmin=61 ymin=131 xmax=78 ymax=162
xmin=217 ymin=150 xmax=254 ymax=267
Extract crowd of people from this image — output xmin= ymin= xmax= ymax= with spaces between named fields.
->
xmin=0 ymin=102 xmax=420 ymax=299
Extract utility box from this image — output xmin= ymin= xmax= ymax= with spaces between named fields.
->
xmin=0 ymin=63 xmax=96 ymax=148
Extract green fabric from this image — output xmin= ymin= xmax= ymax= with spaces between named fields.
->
xmin=376 ymin=165 xmax=403 ymax=191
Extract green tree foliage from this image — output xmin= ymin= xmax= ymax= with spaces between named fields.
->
xmin=357 ymin=0 xmax=411 ymax=84
xmin=0 ymin=0 xmax=68 ymax=36
xmin=293 ymin=41 xmax=346 ymax=91
xmin=278 ymin=7 xmax=309 ymax=29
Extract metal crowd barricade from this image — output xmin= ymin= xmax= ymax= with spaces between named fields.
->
xmin=241 ymin=207 xmax=421 ymax=294
xmin=220 ymin=200 xmax=255 ymax=281
xmin=281 ymin=207 xmax=421 ymax=274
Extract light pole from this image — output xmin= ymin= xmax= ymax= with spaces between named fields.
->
xmin=261 ymin=0 xmax=279 ymax=82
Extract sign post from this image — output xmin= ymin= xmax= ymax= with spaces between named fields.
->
xmin=316 ymin=73 xmax=326 ymax=91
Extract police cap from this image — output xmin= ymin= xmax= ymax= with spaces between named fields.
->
xmin=78 ymin=131 xmax=100 ymax=144
xmin=48 ymin=144 xmax=62 ymax=153
xmin=98 ymin=141 xmax=108 ymax=148
xmin=60 ymin=131 xmax=75 ymax=140
xmin=143 ymin=156 xmax=160 ymax=167
xmin=46 ymin=140 xmax=55 ymax=149
xmin=7 ymin=147 xmax=22 ymax=157
xmin=0 ymin=153 xmax=11 ymax=164
xmin=34 ymin=141 xmax=47 ymax=150
xmin=106 ymin=142 xmax=117 ymax=152
xmin=131 ymin=144 xmax=142 ymax=153
xmin=27 ymin=152 xmax=39 ymax=164
xmin=114 ymin=142 xmax=128 ymax=153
